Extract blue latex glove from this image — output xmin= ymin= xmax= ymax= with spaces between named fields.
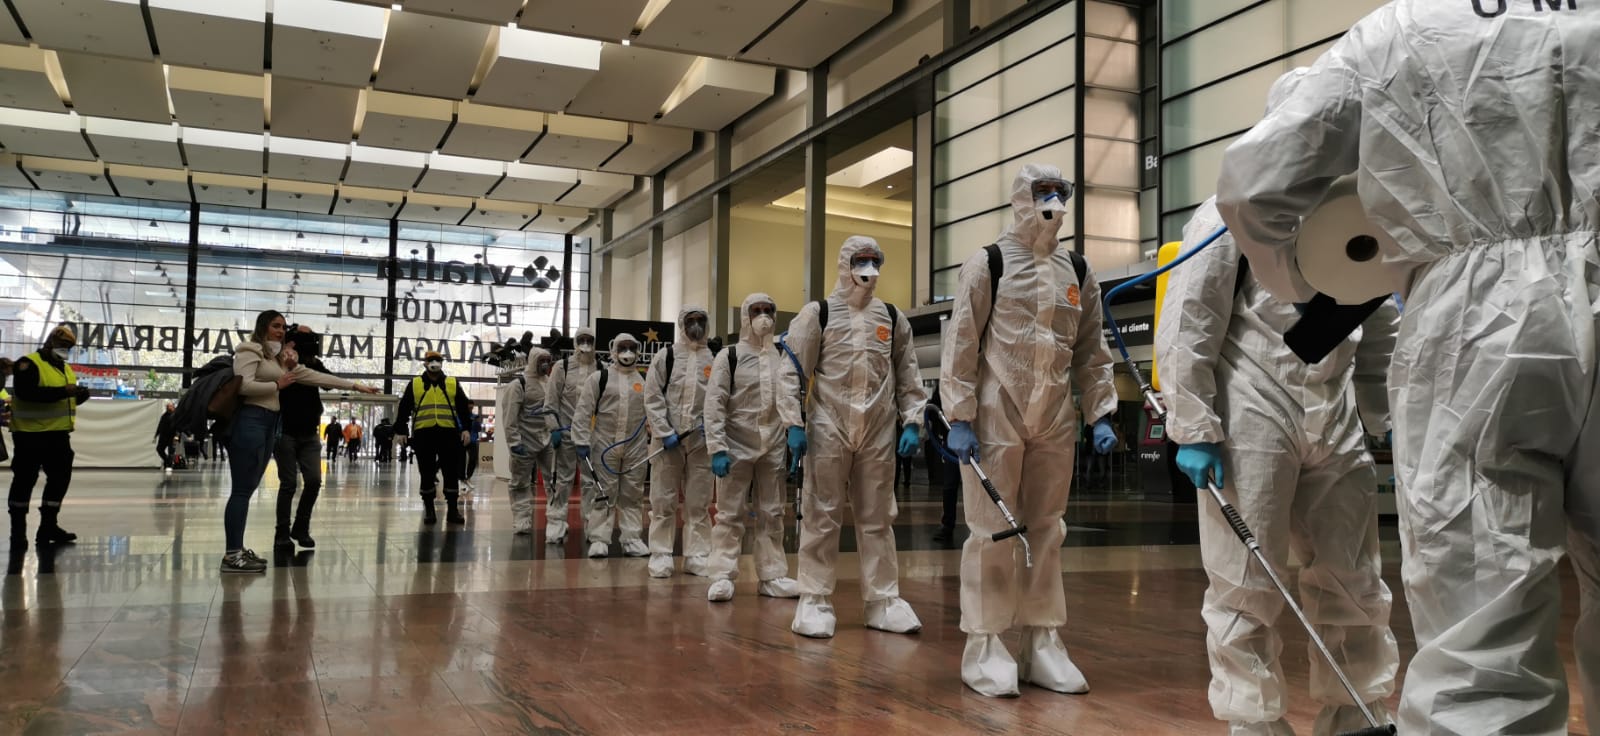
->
xmin=510 ymin=444 xmax=528 ymax=457
xmin=711 ymin=451 xmax=731 ymax=478
xmin=576 ymin=445 xmax=591 ymax=461
xmin=550 ymin=429 xmax=564 ymax=449
xmin=947 ymin=420 xmax=979 ymax=464
xmin=1175 ymin=442 xmax=1225 ymax=488
xmin=787 ymin=426 xmax=807 ymax=473
xmin=897 ymin=425 xmax=920 ymax=457
xmin=1092 ymin=418 xmax=1117 ymax=454
xmin=663 ymin=432 xmax=681 ymax=450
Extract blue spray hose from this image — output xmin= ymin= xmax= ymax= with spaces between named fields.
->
xmin=600 ymin=418 xmax=647 ymax=475
xmin=1102 ymin=224 xmax=1229 ymax=370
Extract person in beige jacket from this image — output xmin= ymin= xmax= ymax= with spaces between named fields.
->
xmin=222 ymin=309 xmax=376 ymax=574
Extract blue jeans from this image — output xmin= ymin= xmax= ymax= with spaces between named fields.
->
xmin=225 ymin=406 xmax=280 ymax=551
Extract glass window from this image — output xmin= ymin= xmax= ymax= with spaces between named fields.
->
xmin=933 ymin=209 xmax=1010 ymax=272
xmin=1083 ymin=137 xmax=1141 ymax=190
xmin=1086 ymin=1 xmax=1138 ymax=41
xmin=1161 ymin=39 xmax=1337 ymax=153
xmin=1084 ymin=188 xmax=1140 ymax=241
xmin=1084 ymin=237 xmax=1142 ymax=271
xmin=1162 ymin=0 xmax=1257 ymax=42
xmin=1162 ymin=205 xmax=1203 ymax=244
xmin=1159 ymin=134 xmax=1239 ymax=213
xmin=1084 ymin=88 xmax=1140 ymax=140
xmin=1085 ymin=37 xmax=1140 ymax=91
xmin=939 ymin=1 xmax=1077 ymax=100
xmin=934 ymin=41 xmax=1076 ymax=141
xmin=936 ymin=138 xmax=1075 ymax=225
xmin=935 ymin=94 xmax=1076 ymax=184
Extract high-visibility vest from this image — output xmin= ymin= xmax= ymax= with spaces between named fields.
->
xmin=411 ymin=376 xmax=460 ymax=430
xmin=12 ymin=352 xmax=76 ymax=432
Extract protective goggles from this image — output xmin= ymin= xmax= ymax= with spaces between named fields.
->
xmin=1031 ymin=178 xmax=1075 ymax=203
xmin=850 ymin=254 xmax=883 ymax=269
xmin=613 ymin=342 xmax=639 ymax=354
xmin=747 ymin=302 xmax=777 ymax=318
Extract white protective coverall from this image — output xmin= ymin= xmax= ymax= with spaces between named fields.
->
xmin=548 ymin=326 xmax=600 ymax=543
xmin=704 ymin=293 xmax=799 ymax=602
xmin=779 ymin=235 xmax=927 ymax=638
xmin=644 ymin=305 xmax=716 ymax=578
xmin=1158 ymin=198 xmax=1401 ymax=735
xmin=501 ymin=347 xmax=557 ymax=536
xmin=940 ymin=163 xmax=1119 ymax=698
xmin=573 ymin=334 xmax=650 ymax=558
xmin=1215 ymin=3 xmax=1600 ymax=733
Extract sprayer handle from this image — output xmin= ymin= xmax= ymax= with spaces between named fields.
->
xmin=991 ymin=526 xmax=1028 ymax=542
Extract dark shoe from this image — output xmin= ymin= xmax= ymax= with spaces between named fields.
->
xmin=36 ymin=525 xmax=77 ymax=545
xmin=446 ymin=497 xmax=465 ymax=525
xmin=290 ymin=528 xmax=315 ymax=549
xmin=221 ymin=550 xmax=267 ymax=574
xmin=422 ymin=497 xmax=438 ymax=525
xmin=932 ymin=526 xmax=954 ymax=544
xmin=273 ymin=527 xmax=293 ymax=548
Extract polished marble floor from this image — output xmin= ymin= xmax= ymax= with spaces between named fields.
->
xmin=0 ymin=459 xmax=1589 ymax=735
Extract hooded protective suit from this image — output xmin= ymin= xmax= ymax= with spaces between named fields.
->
xmin=703 ymin=293 xmax=799 ymax=601
xmin=940 ymin=163 xmax=1119 ymax=698
xmin=644 ymin=304 xmax=716 ymax=577
xmin=574 ymin=333 xmax=649 ymax=556
xmin=501 ymin=347 xmax=557 ymax=536
xmin=1215 ymin=3 xmax=1600 ymax=732
xmin=548 ymin=326 xmax=600 ymax=542
xmin=779 ymin=235 xmax=927 ymax=638
xmin=1158 ymin=197 xmax=1400 ymax=733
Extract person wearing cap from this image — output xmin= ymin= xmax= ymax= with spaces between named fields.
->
xmin=394 ymin=351 xmax=474 ymax=525
xmin=8 ymin=325 xmax=92 ymax=553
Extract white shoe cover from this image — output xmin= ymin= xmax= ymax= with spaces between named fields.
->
xmin=757 ymin=577 xmax=800 ymax=599
xmin=791 ymin=594 xmax=836 ymax=639
xmin=1230 ymin=719 xmax=1294 ymax=736
xmin=1312 ymin=702 xmax=1389 ymax=736
xmin=513 ymin=523 xmax=532 ymax=536
xmin=621 ymin=538 xmax=650 ymax=557
xmin=707 ymin=578 xmax=735 ymax=602
xmin=587 ymin=541 xmax=609 ymax=558
xmin=544 ymin=522 xmax=567 ymax=544
xmin=961 ymin=634 xmax=1020 ymax=698
xmin=863 ymin=597 xmax=922 ymax=634
xmin=683 ymin=555 xmax=711 ymax=577
xmin=648 ymin=554 xmax=674 ymax=578
xmin=1017 ymin=627 xmax=1088 ymax=693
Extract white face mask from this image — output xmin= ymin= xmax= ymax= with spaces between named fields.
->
xmin=425 ymin=361 xmax=443 ymax=372
xmin=684 ymin=323 xmax=706 ymax=341
xmin=264 ymin=341 xmax=282 ymax=355
xmin=577 ymin=342 xmax=594 ymax=355
xmin=51 ymin=347 xmax=70 ymax=361
xmin=750 ymin=315 xmax=774 ymax=337
xmin=852 ymin=262 xmax=880 ymax=289
xmin=615 ymin=350 xmax=638 ymax=366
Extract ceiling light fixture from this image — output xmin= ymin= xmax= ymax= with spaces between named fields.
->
xmin=390 ymin=2 xmax=401 ymax=9
xmin=220 ymin=267 xmax=229 ymax=276
xmin=221 ymin=225 xmax=230 ymax=233
xmin=886 ymin=185 xmax=894 ymax=189
xmin=360 ymin=237 xmax=369 ymax=244
xmin=296 ymin=231 xmax=305 ymax=239
xmin=148 ymin=220 xmax=158 ymax=227
xmin=621 ymin=38 xmax=631 ymax=46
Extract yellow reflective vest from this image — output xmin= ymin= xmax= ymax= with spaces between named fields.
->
xmin=12 ymin=352 xmax=77 ymax=433
xmin=411 ymin=375 xmax=460 ymax=430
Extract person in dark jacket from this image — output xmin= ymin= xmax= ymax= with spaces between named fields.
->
xmin=155 ymin=402 xmax=177 ymax=471
xmin=373 ymin=418 xmax=394 ymax=463
xmin=323 ymin=418 xmax=342 ymax=465
xmin=394 ymin=352 xmax=474 ymax=525
xmin=926 ymin=384 xmax=962 ymax=544
xmin=274 ymin=326 xmax=363 ymax=548
xmin=9 ymin=325 xmax=91 ymax=553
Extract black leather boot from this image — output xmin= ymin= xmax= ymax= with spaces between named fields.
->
xmin=8 ymin=510 xmax=26 ymax=554
xmin=36 ymin=507 xmax=76 ymax=545
xmin=422 ymin=494 xmax=438 ymax=525
xmin=446 ymin=494 xmax=465 ymax=525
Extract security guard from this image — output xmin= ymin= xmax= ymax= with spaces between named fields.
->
xmin=394 ymin=351 xmax=474 ymax=525
xmin=8 ymin=326 xmax=91 ymax=552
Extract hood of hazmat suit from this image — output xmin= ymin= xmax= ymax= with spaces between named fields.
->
xmin=500 ymin=346 xmax=555 ymax=452
xmin=644 ymin=304 xmax=713 ymax=445
xmin=549 ymin=325 xmax=598 ymax=436
xmin=1214 ymin=3 xmax=1600 ymax=732
xmin=572 ymin=333 xmax=648 ymax=463
xmin=705 ymin=293 xmax=786 ymax=462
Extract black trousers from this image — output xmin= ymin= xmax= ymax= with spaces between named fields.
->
xmin=376 ymin=439 xmax=392 ymax=462
xmin=412 ymin=428 xmax=462 ymax=499
xmin=156 ymin=438 xmax=175 ymax=468
xmin=462 ymin=442 xmax=479 ymax=481
xmin=325 ymin=439 xmax=340 ymax=462
xmin=8 ymin=431 xmax=73 ymax=515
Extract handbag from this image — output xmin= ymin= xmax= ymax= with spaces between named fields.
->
xmin=207 ymin=376 xmax=244 ymax=421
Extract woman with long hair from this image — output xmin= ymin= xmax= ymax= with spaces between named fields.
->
xmin=222 ymin=310 xmax=377 ymax=574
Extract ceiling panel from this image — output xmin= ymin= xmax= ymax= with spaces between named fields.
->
xmin=19 ymin=156 xmax=113 ymax=195
xmin=461 ymin=199 xmax=539 ymax=229
xmin=333 ymin=184 xmax=405 ymax=219
xmin=344 ymin=144 xmax=427 ymax=188
xmin=12 ymin=0 xmax=152 ymax=60
xmin=439 ymin=103 xmax=541 ymax=160
xmin=182 ymin=128 xmax=264 ymax=175
xmin=599 ymin=123 xmax=693 ymax=175
xmin=271 ymin=0 xmax=387 ymax=86
xmin=635 ymin=0 xmax=792 ymax=58
xmin=192 ymin=172 xmax=263 ymax=207
xmin=564 ymin=44 xmax=695 ymax=123
xmin=374 ymin=12 xmax=490 ymax=100
xmin=267 ymin=137 xmax=348 ymax=184
xmin=400 ymin=0 xmax=525 ymax=24
xmin=55 ymin=53 xmax=171 ymax=123
xmin=472 ymin=28 xmax=601 ymax=113
xmin=0 ymin=154 xmax=32 ymax=188
xmin=558 ymin=170 xmax=633 ymax=208
xmin=525 ymin=203 xmax=590 ymax=234
xmin=495 ymin=162 xmax=577 ymax=204
xmin=358 ymin=91 xmax=453 ymax=151
xmin=519 ymin=0 xmax=648 ymax=42
xmin=266 ymin=178 xmax=336 ymax=213
xmin=397 ymin=191 xmax=473 ymax=224
xmin=658 ymin=58 xmax=773 ymax=130
xmin=85 ymin=118 xmax=183 ymax=168
xmin=743 ymin=0 xmax=892 ymax=69
xmin=269 ymin=79 xmax=359 ymax=142
xmin=107 ymin=164 xmax=191 ymax=202
xmin=0 ymin=46 xmax=66 ymax=111
xmin=168 ymin=68 xmax=265 ymax=133
xmin=414 ymin=152 xmax=501 ymax=197
xmin=522 ymin=114 xmax=627 ymax=169
xmin=0 ymin=109 xmax=92 ymax=160
xmin=0 ymin=6 xmax=23 ymax=45
xmin=148 ymin=0 xmax=267 ymax=75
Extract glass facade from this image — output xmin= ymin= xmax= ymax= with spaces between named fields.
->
xmin=0 ymin=187 xmax=589 ymax=397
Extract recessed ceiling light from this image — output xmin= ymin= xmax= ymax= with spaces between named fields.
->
xmin=621 ymin=38 xmax=631 ymax=46
xmin=390 ymin=3 xmax=401 ymax=10
xmin=886 ymin=185 xmax=894 ymax=189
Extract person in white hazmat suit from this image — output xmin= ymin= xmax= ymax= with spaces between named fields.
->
xmin=573 ymin=334 xmax=651 ymax=559
xmin=705 ymin=293 xmax=801 ymax=603
xmin=644 ymin=305 xmax=716 ymax=579
xmin=547 ymin=327 xmax=600 ymax=544
xmin=940 ymin=163 xmax=1120 ymax=698
xmin=779 ymin=235 xmax=927 ymax=639
xmin=1214 ymin=3 xmax=1600 ymax=732
xmin=1159 ymin=195 xmax=1401 ymax=735
xmin=501 ymin=348 xmax=558 ymax=537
